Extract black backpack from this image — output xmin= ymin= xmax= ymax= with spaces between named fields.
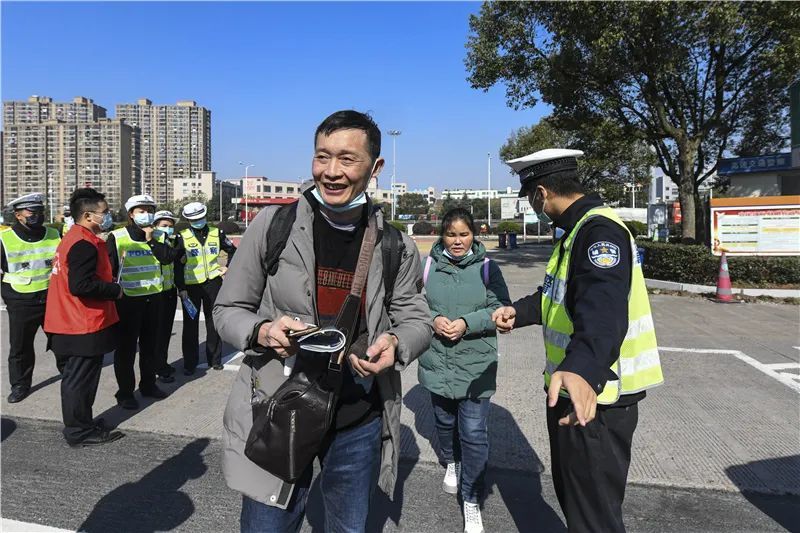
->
xmin=263 ymin=202 xmax=405 ymax=308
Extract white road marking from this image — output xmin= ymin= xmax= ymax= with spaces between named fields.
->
xmin=762 ymin=362 xmax=800 ymax=371
xmin=196 ymin=351 xmax=244 ymax=372
xmin=1 ymin=518 xmax=71 ymax=532
xmin=660 ymin=346 xmax=800 ymax=393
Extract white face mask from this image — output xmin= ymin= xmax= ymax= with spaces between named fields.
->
xmin=313 ymin=159 xmax=377 ymax=213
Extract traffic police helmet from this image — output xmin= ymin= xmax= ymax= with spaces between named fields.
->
xmin=506 ymin=149 xmax=584 ymax=197
xmin=8 ymin=193 xmax=45 ymax=212
xmin=153 ymin=210 xmax=179 ymax=224
xmin=182 ymin=202 xmax=207 ymax=221
xmin=124 ymin=194 xmax=157 ymax=212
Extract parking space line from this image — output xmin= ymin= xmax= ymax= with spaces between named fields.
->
xmin=197 ymin=350 xmax=244 ymax=372
xmin=660 ymin=346 xmax=800 ymax=394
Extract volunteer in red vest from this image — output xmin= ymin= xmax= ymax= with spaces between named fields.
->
xmin=106 ymin=194 xmax=175 ymax=409
xmin=44 ymin=188 xmax=124 ymax=447
xmin=1 ymin=193 xmax=61 ymax=403
xmin=176 ymin=202 xmax=236 ymax=374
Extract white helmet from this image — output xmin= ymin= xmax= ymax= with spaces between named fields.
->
xmin=182 ymin=202 xmax=207 ymax=221
xmin=125 ymin=194 xmax=156 ymax=212
xmin=153 ymin=210 xmax=178 ymax=223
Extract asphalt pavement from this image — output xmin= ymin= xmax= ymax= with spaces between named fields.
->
xmin=1 ymin=242 xmax=799 ymax=532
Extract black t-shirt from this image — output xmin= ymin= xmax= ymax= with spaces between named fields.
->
xmin=308 ymin=199 xmax=382 ymax=431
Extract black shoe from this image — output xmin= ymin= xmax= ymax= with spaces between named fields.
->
xmin=68 ymin=428 xmax=124 ymax=448
xmin=117 ymin=397 xmax=140 ymax=410
xmin=94 ymin=418 xmax=107 ymax=430
xmin=140 ymin=385 xmax=168 ymax=399
xmin=158 ymin=374 xmax=176 ymax=383
xmin=7 ymin=386 xmax=30 ymax=403
xmin=183 ymin=367 xmax=195 ymax=376
xmin=160 ymin=364 xmax=176 ymax=377
xmin=212 ymin=364 xmax=224 ymax=371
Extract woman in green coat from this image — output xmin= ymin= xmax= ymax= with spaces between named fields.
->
xmin=419 ymin=208 xmax=510 ymax=533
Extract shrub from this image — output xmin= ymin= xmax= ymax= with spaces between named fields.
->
xmin=389 ymin=220 xmax=407 ymax=233
xmin=412 ymin=220 xmax=434 ymax=235
xmin=638 ymin=241 xmax=800 ymax=287
xmin=496 ymin=221 xmax=522 ymax=234
xmin=624 ymin=220 xmax=648 ymax=238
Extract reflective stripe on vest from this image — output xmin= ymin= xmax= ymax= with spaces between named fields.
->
xmin=541 ymin=206 xmax=664 ymax=404
xmin=180 ymin=227 xmax=221 ymax=285
xmin=0 ymin=227 xmax=60 ymax=293
xmin=157 ymin=234 xmax=175 ymax=290
xmin=113 ymin=228 xmax=163 ymax=297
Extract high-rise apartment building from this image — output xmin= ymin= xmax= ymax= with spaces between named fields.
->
xmin=2 ymin=118 xmax=133 ymax=215
xmin=116 ymin=99 xmax=211 ymax=204
xmin=3 ymin=95 xmax=107 ymax=125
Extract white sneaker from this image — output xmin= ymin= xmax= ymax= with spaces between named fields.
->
xmin=463 ymin=501 xmax=484 ymax=533
xmin=442 ymin=462 xmax=459 ymax=494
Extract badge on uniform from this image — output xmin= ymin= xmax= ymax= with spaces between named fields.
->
xmin=588 ymin=241 xmax=620 ymax=269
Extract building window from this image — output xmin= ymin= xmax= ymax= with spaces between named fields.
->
xmin=275 ymin=186 xmax=283 ymax=193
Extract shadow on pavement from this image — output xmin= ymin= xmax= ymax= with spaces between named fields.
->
xmin=1 ymin=417 xmax=17 ymax=442
xmin=404 ymin=384 xmax=564 ymax=532
xmin=78 ymin=438 xmax=210 ymax=533
xmin=726 ymin=456 xmax=800 ymax=533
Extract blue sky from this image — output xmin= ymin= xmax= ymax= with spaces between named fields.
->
xmin=2 ymin=1 xmax=549 ymax=191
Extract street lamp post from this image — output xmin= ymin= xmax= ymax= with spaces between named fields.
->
xmin=219 ymin=179 xmax=223 ymax=222
xmin=239 ymin=161 xmax=254 ymax=227
xmin=47 ymin=172 xmax=54 ymax=223
xmin=387 ymin=130 xmax=401 ymax=221
xmin=487 ymin=153 xmax=492 ymax=229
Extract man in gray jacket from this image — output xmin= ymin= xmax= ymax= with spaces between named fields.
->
xmin=214 ymin=110 xmax=432 ymax=533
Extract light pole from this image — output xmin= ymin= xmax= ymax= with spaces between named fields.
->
xmin=47 ymin=172 xmax=54 ymax=223
xmin=387 ymin=130 xmax=401 ymax=221
xmin=219 ymin=179 xmax=223 ymax=222
xmin=239 ymin=161 xmax=254 ymax=227
xmin=487 ymin=153 xmax=492 ymax=229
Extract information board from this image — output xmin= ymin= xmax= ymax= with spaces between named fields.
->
xmin=710 ymin=196 xmax=800 ymax=256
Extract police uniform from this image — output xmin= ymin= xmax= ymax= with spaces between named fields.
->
xmin=0 ymin=193 xmax=61 ymax=403
xmin=507 ymin=150 xmax=664 ymax=532
xmin=151 ymin=210 xmax=185 ymax=383
xmin=106 ymin=195 xmax=175 ymax=409
xmin=176 ymin=202 xmax=236 ymax=373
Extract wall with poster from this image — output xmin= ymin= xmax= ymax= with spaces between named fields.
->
xmin=710 ymin=196 xmax=800 ymax=256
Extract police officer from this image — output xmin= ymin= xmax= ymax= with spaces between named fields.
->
xmin=151 ymin=210 xmax=185 ymax=383
xmin=0 ymin=193 xmax=61 ymax=403
xmin=492 ymin=149 xmax=664 ymax=533
xmin=176 ymin=202 xmax=236 ymax=374
xmin=107 ymin=195 xmax=174 ymax=409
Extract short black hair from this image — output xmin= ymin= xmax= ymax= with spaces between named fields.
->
xmin=315 ymin=110 xmax=381 ymax=161
xmin=69 ymin=188 xmax=106 ymax=219
xmin=535 ymin=170 xmax=585 ymax=197
xmin=441 ymin=207 xmax=477 ymax=236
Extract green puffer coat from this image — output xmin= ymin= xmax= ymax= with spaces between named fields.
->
xmin=418 ymin=240 xmax=511 ymax=399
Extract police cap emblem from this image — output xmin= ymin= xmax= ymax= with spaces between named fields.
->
xmin=588 ymin=241 xmax=620 ymax=269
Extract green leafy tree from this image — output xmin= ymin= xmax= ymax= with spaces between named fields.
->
xmin=396 ymin=193 xmax=430 ymax=216
xmin=466 ymin=2 xmax=799 ymax=241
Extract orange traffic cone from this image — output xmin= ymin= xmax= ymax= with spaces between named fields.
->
xmin=713 ymin=252 xmax=737 ymax=303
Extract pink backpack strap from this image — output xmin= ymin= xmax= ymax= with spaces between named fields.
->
xmin=423 ymin=255 xmax=433 ymax=286
xmin=482 ymin=257 xmax=490 ymax=285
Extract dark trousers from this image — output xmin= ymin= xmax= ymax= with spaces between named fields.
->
xmin=6 ymin=301 xmax=46 ymax=389
xmin=156 ymin=289 xmax=178 ymax=375
xmin=114 ymin=294 xmax=159 ymax=399
xmin=61 ymin=354 xmax=103 ymax=443
xmin=547 ymin=396 xmax=639 ymax=533
xmin=182 ymin=277 xmax=222 ymax=370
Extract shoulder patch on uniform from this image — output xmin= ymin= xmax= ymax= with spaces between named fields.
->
xmin=588 ymin=241 xmax=620 ymax=269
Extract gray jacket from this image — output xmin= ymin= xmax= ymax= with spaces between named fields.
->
xmin=213 ymin=194 xmax=432 ymax=508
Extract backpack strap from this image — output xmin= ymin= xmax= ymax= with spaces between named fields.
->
xmin=381 ymin=221 xmax=405 ymax=310
xmin=264 ymin=202 xmax=298 ymax=277
xmin=482 ymin=257 xmax=490 ymax=286
xmin=423 ymin=256 xmax=433 ymax=286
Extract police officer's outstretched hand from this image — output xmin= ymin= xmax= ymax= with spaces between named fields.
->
xmin=257 ymin=316 xmax=308 ymax=358
xmin=548 ymin=371 xmax=597 ymax=427
xmin=491 ymin=306 xmax=516 ymax=333
xmin=350 ymin=333 xmax=398 ymax=378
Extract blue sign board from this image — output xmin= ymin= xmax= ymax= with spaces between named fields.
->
xmin=717 ymin=153 xmax=792 ymax=176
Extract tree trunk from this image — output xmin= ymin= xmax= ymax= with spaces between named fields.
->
xmin=677 ymin=144 xmax=698 ymax=242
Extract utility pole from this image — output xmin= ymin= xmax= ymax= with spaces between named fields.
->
xmin=487 ymin=153 xmax=492 ymax=228
xmin=387 ymin=130 xmax=402 ymax=221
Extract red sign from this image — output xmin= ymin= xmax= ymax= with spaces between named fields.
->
xmin=672 ymin=202 xmax=682 ymax=224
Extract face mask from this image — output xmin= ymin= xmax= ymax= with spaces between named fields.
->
xmin=532 ymin=190 xmax=552 ymax=225
xmin=190 ymin=219 xmax=206 ymax=229
xmin=133 ymin=212 xmax=155 ymax=227
xmin=91 ymin=212 xmax=113 ymax=231
xmin=442 ymin=248 xmax=474 ymax=261
xmin=24 ymin=213 xmax=45 ymax=227
xmin=312 ymin=159 xmax=377 ymax=213
xmin=154 ymin=226 xmax=174 ymax=238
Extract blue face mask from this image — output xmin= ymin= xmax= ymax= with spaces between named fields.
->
xmin=133 ymin=212 xmax=155 ymax=227
xmin=190 ymin=219 xmax=206 ymax=229
xmin=532 ymin=190 xmax=552 ymax=225
xmin=154 ymin=226 xmax=174 ymax=238
xmin=92 ymin=212 xmax=113 ymax=231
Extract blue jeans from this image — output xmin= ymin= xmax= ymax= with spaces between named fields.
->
xmin=431 ymin=393 xmax=491 ymax=504
xmin=240 ymin=416 xmax=382 ymax=533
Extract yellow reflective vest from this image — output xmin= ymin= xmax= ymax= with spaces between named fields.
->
xmin=0 ymin=227 xmax=60 ymax=293
xmin=112 ymin=228 xmax=163 ymax=297
xmin=180 ymin=227 xmax=221 ymax=285
xmin=541 ymin=206 xmax=664 ymax=404
xmin=157 ymin=233 xmax=175 ymax=291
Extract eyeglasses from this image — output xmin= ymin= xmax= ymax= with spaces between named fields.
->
xmin=88 ymin=210 xmax=111 ymax=216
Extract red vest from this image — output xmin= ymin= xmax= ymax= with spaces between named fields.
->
xmin=44 ymin=225 xmax=119 ymax=334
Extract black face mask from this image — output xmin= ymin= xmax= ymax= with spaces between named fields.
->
xmin=23 ymin=213 xmax=45 ymax=227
